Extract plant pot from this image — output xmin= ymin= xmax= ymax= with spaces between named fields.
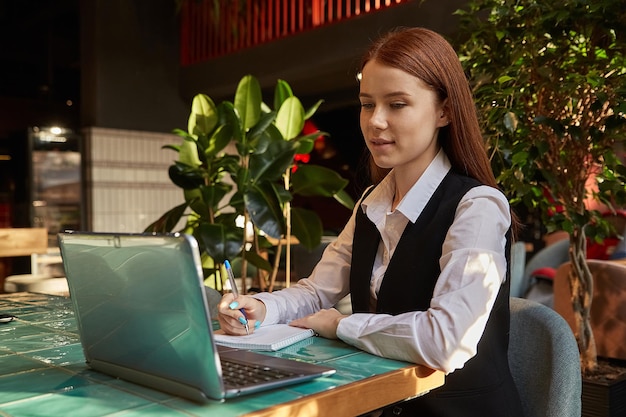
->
xmin=582 ymin=359 xmax=626 ymax=417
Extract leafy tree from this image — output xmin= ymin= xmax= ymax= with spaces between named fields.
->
xmin=456 ymin=0 xmax=626 ymax=375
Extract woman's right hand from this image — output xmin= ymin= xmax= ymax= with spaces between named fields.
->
xmin=217 ymin=293 xmax=267 ymax=335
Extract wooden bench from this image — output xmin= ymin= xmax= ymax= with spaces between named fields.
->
xmin=0 ymin=228 xmax=48 ymax=292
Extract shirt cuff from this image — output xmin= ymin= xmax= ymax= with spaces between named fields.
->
xmin=335 ymin=313 xmax=363 ymax=346
xmin=252 ymin=292 xmax=281 ymax=326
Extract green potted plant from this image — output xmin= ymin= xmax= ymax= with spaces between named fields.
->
xmin=456 ymin=0 xmax=626 ymax=412
xmin=145 ymin=75 xmax=354 ymax=292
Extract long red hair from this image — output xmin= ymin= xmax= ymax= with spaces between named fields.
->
xmin=360 ymin=27 xmax=519 ymax=234
xmin=361 ymin=27 xmax=497 ymax=190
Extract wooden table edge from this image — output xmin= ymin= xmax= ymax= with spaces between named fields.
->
xmin=243 ymin=365 xmax=444 ymax=417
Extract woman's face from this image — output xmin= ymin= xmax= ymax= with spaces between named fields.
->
xmin=359 ymin=59 xmax=448 ymax=177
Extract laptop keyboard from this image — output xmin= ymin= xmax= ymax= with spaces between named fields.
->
xmin=221 ymin=358 xmax=298 ymax=387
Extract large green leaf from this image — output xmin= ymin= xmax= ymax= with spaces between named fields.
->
xmin=247 ymin=111 xmax=276 ymax=142
xmin=143 ymin=201 xmax=189 ymax=233
xmin=194 ymin=134 xmax=210 ymax=166
xmin=263 ymin=123 xmax=285 ymax=142
xmin=294 ymin=137 xmax=315 ymax=155
xmin=183 ymin=189 xmax=210 ymax=219
xmin=205 ymin=124 xmax=233 ymax=157
xmin=242 ymin=249 xmax=273 ymax=272
xmin=291 ymin=207 xmax=323 ymax=250
xmin=217 ymin=101 xmax=243 ymax=143
xmin=188 ymin=94 xmax=218 ymax=136
xmin=178 ymin=137 xmax=202 ymax=167
xmin=162 ymin=144 xmax=181 ymax=153
xmin=275 ymin=96 xmax=304 ymax=140
xmin=172 ymin=128 xmax=194 ymax=141
xmin=333 ymin=189 xmax=356 ymax=211
xmin=197 ymin=223 xmax=244 ymax=264
xmin=244 ymin=182 xmax=285 ymax=239
xmin=244 ymin=111 xmax=277 ymax=155
xmin=291 ymin=165 xmax=349 ymax=197
xmin=274 ymin=185 xmax=292 ymax=205
xmin=247 ymin=130 xmax=271 ymax=155
xmin=168 ymin=162 xmax=203 ymax=189
xmin=199 ymin=182 xmax=231 ymax=211
xmin=296 ymin=130 xmax=328 ymax=153
xmin=304 ymin=99 xmax=324 ymax=120
xmin=234 ymin=75 xmax=262 ymax=131
xmin=227 ymin=188 xmax=245 ymax=214
xmin=294 ymin=131 xmax=328 ymax=154
xmin=248 ymin=138 xmax=298 ymax=183
xmin=213 ymin=154 xmax=240 ymax=178
xmin=273 ymin=79 xmax=293 ymax=111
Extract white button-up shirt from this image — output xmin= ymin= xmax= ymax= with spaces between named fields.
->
xmin=254 ymin=149 xmax=511 ymax=374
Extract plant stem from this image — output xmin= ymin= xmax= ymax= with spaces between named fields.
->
xmin=569 ymin=227 xmax=598 ymax=375
xmin=284 ymin=168 xmax=292 ymax=288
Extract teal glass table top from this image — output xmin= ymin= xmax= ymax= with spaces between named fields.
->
xmin=0 ymin=293 xmax=435 ymax=417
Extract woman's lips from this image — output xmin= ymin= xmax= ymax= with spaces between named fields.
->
xmin=369 ymin=138 xmax=394 ymax=147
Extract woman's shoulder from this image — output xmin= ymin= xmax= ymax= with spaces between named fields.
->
xmin=466 ymin=183 xmax=508 ymax=200
xmin=460 ymin=185 xmax=511 ymax=222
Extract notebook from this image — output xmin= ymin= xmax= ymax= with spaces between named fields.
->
xmin=214 ymin=324 xmax=315 ymax=351
xmin=57 ymin=231 xmax=335 ymax=403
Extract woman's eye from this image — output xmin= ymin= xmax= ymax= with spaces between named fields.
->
xmin=390 ymin=102 xmax=407 ymax=109
xmin=360 ymin=103 xmax=374 ymax=110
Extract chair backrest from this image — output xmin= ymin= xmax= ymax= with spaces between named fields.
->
xmin=510 ymin=241 xmax=528 ymax=298
xmin=508 ymin=297 xmax=581 ymax=417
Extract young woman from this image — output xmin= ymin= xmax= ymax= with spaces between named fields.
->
xmin=218 ymin=27 xmax=523 ymax=417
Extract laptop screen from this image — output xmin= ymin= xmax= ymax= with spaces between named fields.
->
xmin=58 ymin=232 xmax=226 ymax=401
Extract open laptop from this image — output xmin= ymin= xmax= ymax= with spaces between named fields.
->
xmin=57 ymin=231 xmax=335 ymax=403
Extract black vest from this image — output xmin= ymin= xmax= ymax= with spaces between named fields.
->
xmin=350 ymin=171 xmax=523 ymax=417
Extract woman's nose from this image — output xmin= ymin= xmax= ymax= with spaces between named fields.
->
xmin=369 ymin=108 xmax=387 ymax=130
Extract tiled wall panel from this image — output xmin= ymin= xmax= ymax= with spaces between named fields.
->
xmin=84 ymin=127 xmax=186 ymax=233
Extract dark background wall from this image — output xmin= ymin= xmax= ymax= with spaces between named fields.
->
xmin=0 ymin=0 xmax=80 ymax=137
xmin=0 ymin=0 xmax=468 ymax=137
xmin=80 ymin=0 xmax=188 ymax=132
xmin=179 ymin=0 xmax=468 ymax=109
xmin=0 ymin=0 xmax=469 ymax=233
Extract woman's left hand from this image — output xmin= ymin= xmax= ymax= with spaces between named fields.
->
xmin=289 ymin=308 xmax=347 ymax=339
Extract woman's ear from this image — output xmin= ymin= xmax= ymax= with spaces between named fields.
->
xmin=437 ymin=100 xmax=450 ymax=127
xmin=437 ymin=111 xmax=450 ymax=127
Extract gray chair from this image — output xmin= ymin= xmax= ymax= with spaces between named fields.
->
xmin=508 ymin=297 xmax=582 ymax=417
xmin=522 ymin=239 xmax=570 ymax=291
xmin=510 ymin=241 xmax=528 ymax=298
xmin=520 ymin=239 xmax=571 ymax=308
xmin=204 ymin=286 xmax=222 ymax=319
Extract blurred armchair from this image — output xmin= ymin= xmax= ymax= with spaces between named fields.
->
xmin=553 ymin=259 xmax=626 ymax=361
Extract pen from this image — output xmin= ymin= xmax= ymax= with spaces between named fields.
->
xmin=224 ymin=260 xmax=249 ymax=335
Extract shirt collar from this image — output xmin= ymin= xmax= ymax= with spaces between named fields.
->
xmin=362 ymin=149 xmax=452 ymax=223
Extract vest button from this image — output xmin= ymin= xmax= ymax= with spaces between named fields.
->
xmin=392 ymin=406 xmax=403 ymax=415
